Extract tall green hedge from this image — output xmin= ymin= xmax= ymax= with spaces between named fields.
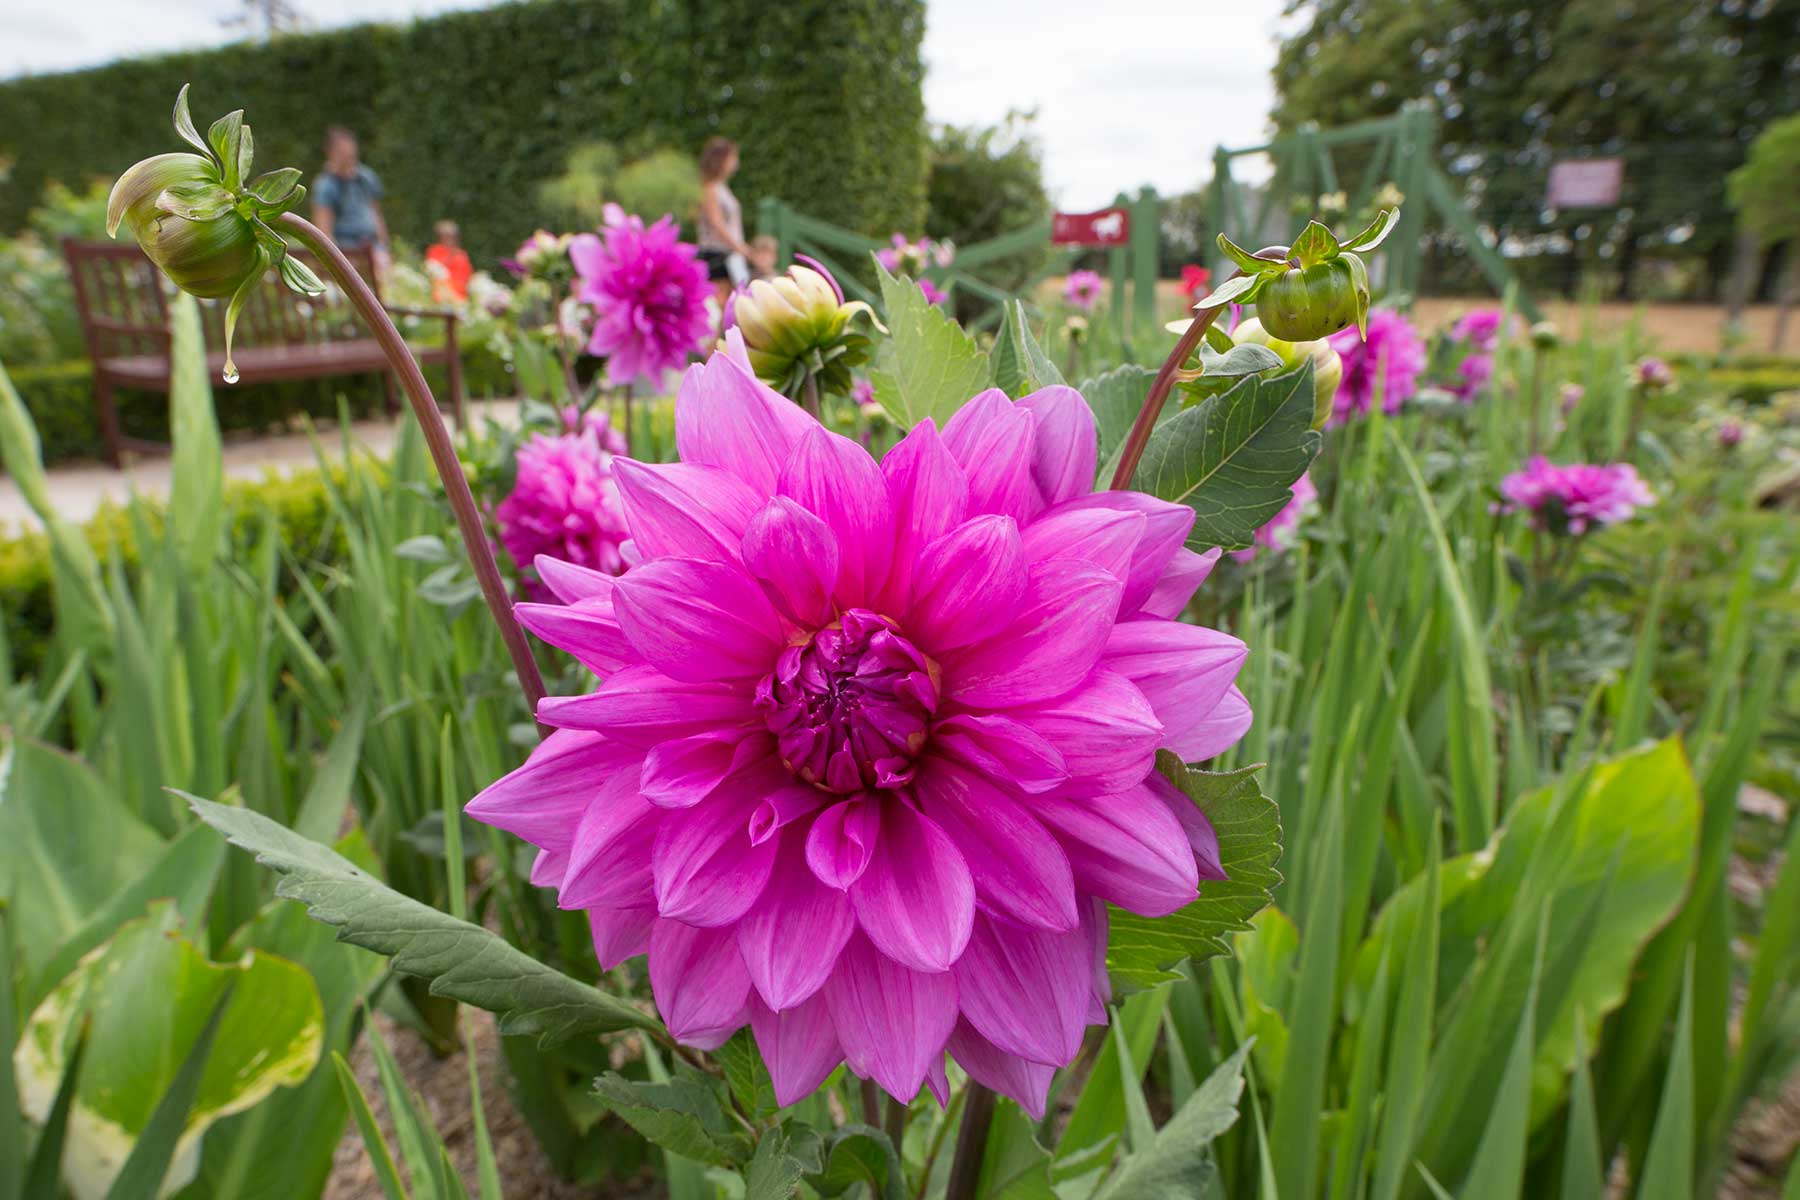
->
xmin=0 ymin=0 xmax=928 ymax=263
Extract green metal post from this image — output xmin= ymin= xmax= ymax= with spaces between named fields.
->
xmin=1109 ymin=191 xmax=1131 ymax=347
xmin=1210 ymin=147 xmax=1235 ymax=278
xmin=1132 ymin=186 xmax=1160 ymax=336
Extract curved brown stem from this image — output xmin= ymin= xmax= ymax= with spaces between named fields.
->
xmin=801 ymin=372 xmax=822 ymax=421
xmin=276 ymin=213 xmax=548 ymax=724
xmin=1109 ymin=302 xmax=1226 ymax=491
xmin=944 ymin=1083 xmax=997 ymax=1200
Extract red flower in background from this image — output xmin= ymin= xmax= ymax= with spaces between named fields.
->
xmin=1180 ymin=264 xmax=1211 ymax=301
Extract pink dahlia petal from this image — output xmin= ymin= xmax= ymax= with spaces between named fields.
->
xmin=535 ymin=554 xmax=617 ymax=603
xmin=538 ymin=665 xmax=760 ymax=746
xmin=1017 ymin=385 xmax=1098 ymax=507
xmin=945 ymin=561 xmax=1122 ymax=708
xmin=1175 ymin=683 xmax=1254 ymax=762
xmin=1019 ymin=506 xmax=1144 ymax=582
xmin=742 ymin=497 xmax=840 ymax=628
xmin=613 ymin=459 xmax=764 ymax=564
xmin=907 ymin=515 xmax=1027 ymax=654
xmin=1139 ymin=547 xmax=1221 ymax=619
xmin=1034 ymin=780 xmax=1200 ymax=917
xmin=1103 ymin=621 xmax=1248 ymax=759
xmin=849 ymin=801 xmax=975 ymax=972
xmin=915 ymin=760 xmax=1077 ymax=933
xmin=1049 ymin=492 xmax=1195 ymax=615
xmin=589 ymin=906 xmax=655 ymax=970
xmin=515 ymin=595 xmax=635 ymax=677
xmin=779 ymin=425 xmax=895 ymax=607
xmin=952 ymin=913 xmax=1090 ymax=1066
xmin=530 ymin=847 xmax=569 ymax=889
xmin=674 ymin=352 xmax=815 ymax=498
xmin=825 ymin=933 xmax=958 ymax=1102
xmin=639 ymin=732 xmax=767 ymax=809
xmin=1082 ymin=895 xmax=1112 ymax=1015
xmin=931 ymin=713 xmax=1068 ymax=795
xmin=806 ymin=796 xmax=881 ymax=889
xmin=611 ymin=558 xmax=784 ymax=682
xmin=1149 ymin=771 xmax=1226 ymax=881
xmin=748 ymin=783 xmax=831 ymax=845
xmin=737 ymin=829 xmax=857 ymax=1009
xmin=651 ymin=756 xmax=783 ymax=926
xmin=650 ymin=919 xmax=752 ymax=1050
xmin=1010 ymin=667 xmax=1163 ymax=797
xmin=880 ymin=420 xmax=970 ymax=612
xmin=464 ymin=729 xmax=638 ymax=852
xmin=750 ymin=993 xmax=844 ymax=1106
xmin=948 ymin=1019 xmax=1056 ymax=1120
xmin=560 ymin=782 xmax=660 ymax=911
xmin=941 ymin=389 xmax=1040 ymax=522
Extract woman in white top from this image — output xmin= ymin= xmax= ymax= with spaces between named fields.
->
xmin=697 ymin=137 xmax=755 ymax=313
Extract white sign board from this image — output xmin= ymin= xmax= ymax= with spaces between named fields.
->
xmin=1546 ymin=159 xmax=1624 ymax=208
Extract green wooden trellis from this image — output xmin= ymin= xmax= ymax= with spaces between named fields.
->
xmin=1210 ymin=100 xmax=1538 ymax=318
xmin=757 ymin=188 xmax=1164 ymax=343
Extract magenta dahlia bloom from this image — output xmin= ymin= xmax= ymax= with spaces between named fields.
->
xmin=1498 ymin=456 xmax=1655 ymax=534
xmin=495 ymin=413 xmax=631 ymax=592
xmin=917 ymin=277 xmax=948 ymax=306
xmin=1326 ymin=308 xmax=1427 ymax=424
xmin=1064 ymin=270 xmax=1103 ymax=311
xmin=1631 ymin=357 xmax=1674 ymax=392
xmin=1448 ymin=307 xmax=1521 ymax=353
xmin=570 ymin=215 xmax=712 ymax=390
xmin=467 ymin=340 xmax=1250 ymax=1116
xmin=1453 ymin=351 xmax=1495 ymax=403
xmin=1231 ymin=472 xmax=1316 ymax=563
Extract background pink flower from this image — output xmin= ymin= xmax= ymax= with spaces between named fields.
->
xmin=1063 ymin=269 xmax=1103 ymax=311
xmin=495 ymin=414 xmax=631 ymax=593
xmin=1498 ymin=456 xmax=1655 ymax=534
xmin=1327 ymin=309 xmax=1427 ymax=424
xmin=468 ymin=348 xmax=1249 ymax=1118
xmin=1231 ymin=472 xmax=1317 ymax=562
xmin=571 ymin=214 xmax=712 ymax=390
xmin=1449 ymin=307 xmax=1522 ymax=353
xmin=918 ymin=277 xmax=948 ymax=306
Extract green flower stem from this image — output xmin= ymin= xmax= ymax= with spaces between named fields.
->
xmin=1109 ymin=300 xmax=1228 ymax=490
xmin=276 ymin=212 xmax=548 ymax=724
xmin=944 ymin=1082 xmax=997 ymax=1200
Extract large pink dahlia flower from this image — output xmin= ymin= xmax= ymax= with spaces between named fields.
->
xmin=495 ymin=412 xmax=631 ymax=593
xmin=1498 ymin=455 xmax=1655 ymax=534
xmin=468 ymin=338 xmax=1250 ymax=1116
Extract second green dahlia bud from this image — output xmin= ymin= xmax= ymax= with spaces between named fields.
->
xmin=1232 ymin=317 xmax=1342 ymax=430
xmin=107 ymin=85 xmax=322 ymax=382
xmin=725 ymin=261 xmax=876 ymax=401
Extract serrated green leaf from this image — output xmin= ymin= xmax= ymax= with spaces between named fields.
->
xmin=1341 ymin=207 xmax=1400 ymax=252
xmin=989 ymin=300 xmax=1065 ymax=398
xmin=1133 ymin=361 xmax=1322 ymax=551
xmin=1094 ymin=1040 xmax=1251 ymax=1200
xmin=747 ymin=1126 xmax=822 ymax=1200
xmin=1289 ymin=220 xmax=1339 ymax=267
xmin=1083 ymin=364 xmax=1160 ymax=485
xmin=171 ymin=84 xmax=213 ymax=160
xmin=807 ymin=1124 xmax=900 ymax=1199
xmin=1106 ymin=757 xmax=1282 ymax=989
xmin=181 ymin=794 xmax=660 ymax=1043
xmin=592 ymin=1074 xmax=751 ymax=1167
xmin=869 ymin=262 xmax=990 ymax=428
xmin=716 ymin=1029 xmax=776 ymax=1120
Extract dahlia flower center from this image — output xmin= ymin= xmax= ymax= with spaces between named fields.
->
xmin=757 ymin=609 xmax=939 ymax=794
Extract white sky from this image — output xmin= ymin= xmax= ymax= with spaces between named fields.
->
xmin=2 ymin=0 xmax=1288 ymax=204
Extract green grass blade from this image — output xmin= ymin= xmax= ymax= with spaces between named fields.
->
xmin=294 ymin=696 xmax=369 ymax=845
xmin=1109 ymin=1009 xmax=1158 ymax=1154
xmin=1561 ymin=1021 xmax=1605 ymax=1200
xmin=1611 ymin=555 xmax=1669 ymax=750
xmin=23 ymin=1020 xmax=88 ymax=1200
xmin=464 ymin=1026 xmax=503 ymax=1200
xmin=1454 ymin=918 xmax=1545 ymax=1200
xmin=1370 ymin=826 xmax=1443 ymax=1200
xmin=366 ymin=1011 xmax=440 ymax=1194
xmin=103 ymin=983 xmax=235 ymax=1200
xmin=1635 ymin=957 xmax=1696 ymax=1200
xmin=1271 ymin=793 xmax=1344 ymax=1200
xmin=167 ymin=291 xmax=225 ymax=575
xmin=332 ymin=1051 xmax=411 ymax=1200
xmin=0 ymin=908 xmax=21 ymax=1200
xmin=439 ymin=717 xmax=466 ymax=922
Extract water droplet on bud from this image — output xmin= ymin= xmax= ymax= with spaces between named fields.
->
xmin=222 ymin=364 xmax=240 ymax=385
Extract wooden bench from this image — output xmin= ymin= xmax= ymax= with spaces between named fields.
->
xmin=61 ymin=239 xmax=464 ymax=467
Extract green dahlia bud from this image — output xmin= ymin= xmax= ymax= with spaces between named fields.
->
xmin=1197 ymin=207 xmax=1400 ymax=346
xmin=1232 ymin=317 xmax=1342 ymax=430
xmin=727 ymin=263 xmax=876 ymax=401
xmin=106 ymin=85 xmax=322 ymax=382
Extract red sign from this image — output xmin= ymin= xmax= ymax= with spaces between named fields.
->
xmin=1546 ymin=159 xmax=1624 ymax=209
xmin=1052 ymin=207 xmax=1131 ymax=247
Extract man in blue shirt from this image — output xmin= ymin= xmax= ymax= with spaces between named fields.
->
xmin=312 ymin=127 xmax=388 ymax=252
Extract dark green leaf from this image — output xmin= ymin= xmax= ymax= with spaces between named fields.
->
xmin=747 ymin=1126 xmax=823 ymax=1200
xmin=1289 ymin=220 xmax=1339 ymax=267
xmin=23 ymin=1020 xmax=87 ymax=1200
xmin=181 ymin=794 xmax=660 ymax=1044
xmin=1094 ymin=1041 xmax=1251 ymax=1199
xmin=989 ymin=300 xmax=1065 ymax=398
xmin=1083 ymin=364 xmax=1160 ymax=485
xmin=715 ymin=1030 xmax=776 ymax=1120
xmin=977 ymin=1102 xmax=1056 ymax=1200
xmin=1134 ymin=361 xmax=1322 ymax=552
xmin=1560 ymin=1023 xmax=1605 ymax=1200
xmin=102 ymin=985 xmax=233 ymax=1200
xmin=591 ymin=1073 xmax=751 ymax=1167
xmin=1106 ymin=758 xmax=1283 ymax=989
xmin=0 ymin=909 xmax=21 ymax=1200
xmin=806 ymin=1124 xmax=900 ymax=1199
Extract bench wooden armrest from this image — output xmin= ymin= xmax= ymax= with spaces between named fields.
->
xmin=382 ymin=304 xmax=460 ymax=325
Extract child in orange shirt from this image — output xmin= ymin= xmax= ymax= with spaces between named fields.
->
xmin=425 ymin=219 xmax=472 ymax=302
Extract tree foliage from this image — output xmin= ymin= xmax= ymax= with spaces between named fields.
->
xmin=1728 ymin=112 xmax=1800 ymax=247
xmin=924 ymin=111 xmax=1051 ymax=290
xmin=1272 ymin=0 xmax=1800 ymax=296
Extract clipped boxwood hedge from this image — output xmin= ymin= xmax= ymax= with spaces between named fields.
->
xmin=0 ymin=0 xmax=928 ymax=262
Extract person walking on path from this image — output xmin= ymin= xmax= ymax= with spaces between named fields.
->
xmin=312 ymin=126 xmax=390 ymax=267
xmin=696 ymin=136 xmax=755 ymax=313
